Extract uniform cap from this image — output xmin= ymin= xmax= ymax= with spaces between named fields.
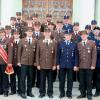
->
xmin=16 ymin=12 xmax=22 ymax=16
xmin=85 ymin=25 xmax=91 ymax=30
xmin=91 ymin=20 xmax=97 ymax=25
xmin=64 ymin=15 xmax=70 ymax=19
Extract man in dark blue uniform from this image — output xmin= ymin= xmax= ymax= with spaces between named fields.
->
xmin=89 ymin=27 xmax=100 ymax=89
xmin=88 ymin=20 xmax=98 ymax=41
xmin=85 ymin=25 xmax=94 ymax=40
xmin=57 ymin=29 xmax=78 ymax=99
xmin=93 ymin=27 xmax=100 ymax=97
xmin=91 ymin=20 xmax=97 ymax=31
xmin=63 ymin=15 xmax=73 ymax=32
xmin=85 ymin=25 xmax=92 ymax=39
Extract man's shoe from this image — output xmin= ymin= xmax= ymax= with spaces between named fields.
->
xmin=9 ymin=92 xmax=16 ymax=95
xmin=77 ymin=94 xmax=86 ymax=98
xmin=48 ymin=95 xmax=53 ymax=98
xmin=4 ymin=92 xmax=8 ymax=97
xmin=20 ymin=93 xmax=27 ymax=99
xmin=17 ymin=90 xmax=21 ymax=95
xmin=27 ymin=92 xmax=35 ymax=97
xmin=87 ymin=96 xmax=92 ymax=100
xmin=0 ymin=92 xmax=3 ymax=95
xmin=59 ymin=94 xmax=65 ymax=98
xmin=38 ymin=94 xmax=45 ymax=98
xmin=67 ymin=95 xmax=72 ymax=99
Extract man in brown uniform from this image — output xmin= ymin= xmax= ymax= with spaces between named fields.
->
xmin=32 ymin=22 xmax=44 ymax=88
xmin=53 ymin=21 xmax=64 ymax=43
xmin=41 ymin=14 xmax=53 ymax=32
xmin=36 ymin=28 xmax=57 ymax=98
xmin=33 ymin=22 xmax=44 ymax=40
xmin=0 ymin=28 xmax=10 ymax=97
xmin=32 ymin=13 xmax=39 ymax=24
xmin=8 ymin=29 xmax=21 ymax=95
xmin=77 ymin=31 xmax=97 ymax=100
xmin=5 ymin=25 xmax=12 ymax=38
xmin=15 ymin=12 xmax=27 ymax=38
xmin=18 ymin=27 xmax=37 ymax=99
xmin=52 ymin=21 xmax=64 ymax=82
xmin=10 ymin=17 xmax=16 ymax=34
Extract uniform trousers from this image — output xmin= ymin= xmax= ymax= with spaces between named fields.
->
xmin=20 ymin=64 xmax=33 ymax=94
xmin=39 ymin=69 xmax=53 ymax=96
xmin=0 ymin=64 xmax=9 ymax=93
xmin=59 ymin=68 xmax=73 ymax=96
xmin=10 ymin=66 xmax=21 ymax=93
xmin=79 ymin=69 xmax=93 ymax=98
xmin=95 ymin=68 xmax=100 ymax=93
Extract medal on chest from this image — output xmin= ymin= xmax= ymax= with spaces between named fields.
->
xmin=87 ymin=47 xmax=91 ymax=53
xmin=61 ymin=48 xmax=64 ymax=52
xmin=51 ymin=47 xmax=54 ymax=53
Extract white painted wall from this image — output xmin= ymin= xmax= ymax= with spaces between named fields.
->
xmin=73 ymin=0 xmax=95 ymax=30
xmin=1 ymin=0 xmax=22 ymax=27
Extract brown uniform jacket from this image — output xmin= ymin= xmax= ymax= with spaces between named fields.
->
xmin=8 ymin=38 xmax=20 ymax=66
xmin=32 ymin=32 xmax=44 ymax=40
xmin=0 ymin=37 xmax=10 ymax=64
xmin=18 ymin=37 xmax=37 ymax=65
xmin=52 ymin=30 xmax=64 ymax=43
xmin=72 ymin=31 xmax=81 ymax=42
xmin=36 ymin=39 xmax=57 ymax=69
xmin=78 ymin=40 xmax=97 ymax=69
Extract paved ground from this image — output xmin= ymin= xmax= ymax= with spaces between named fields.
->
xmin=0 ymin=82 xmax=100 ymax=100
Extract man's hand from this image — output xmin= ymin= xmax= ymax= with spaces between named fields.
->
xmin=52 ymin=66 xmax=56 ymax=70
xmin=37 ymin=66 xmax=40 ymax=70
xmin=57 ymin=65 xmax=60 ymax=70
xmin=17 ymin=63 xmax=21 ymax=67
xmin=91 ymin=66 xmax=95 ymax=70
xmin=74 ymin=66 xmax=79 ymax=71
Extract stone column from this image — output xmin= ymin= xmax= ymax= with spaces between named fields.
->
xmin=95 ymin=0 xmax=100 ymax=26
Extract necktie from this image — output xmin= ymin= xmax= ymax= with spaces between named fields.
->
xmin=66 ymin=41 xmax=69 ymax=45
xmin=46 ymin=40 xmax=48 ymax=47
xmin=12 ymin=26 xmax=15 ymax=29
xmin=83 ymin=42 xmax=86 ymax=46
xmin=75 ymin=32 xmax=77 ymax=35
xmin=36 ymin=33 xmax=38 ymax=39
xmin=29 ymin=39 xmax=31 ymax=45
xmin=58 ymin=30 xmax=60 ymax=34
xmin=15 ymin=41 xmax=17 ymax=45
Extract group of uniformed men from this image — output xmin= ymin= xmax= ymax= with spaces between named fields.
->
xmin=0 ymin=12 xmax=100 ymax=100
